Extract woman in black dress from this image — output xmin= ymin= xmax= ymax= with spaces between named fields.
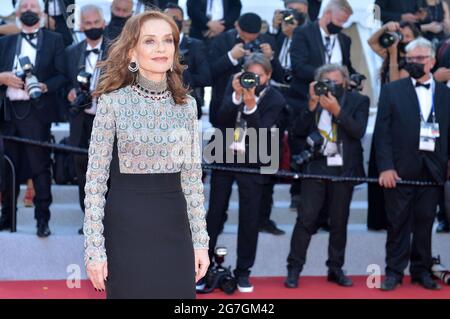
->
xmin=83 ymin=11 xmax=210 ymax=298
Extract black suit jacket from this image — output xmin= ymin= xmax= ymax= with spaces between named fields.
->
xmin=292 ymin=91 xmax=370 ymax=177
xmin=290 ymin=21 xmax=356 ymax=101
xmin=0 ymin=29 xmax=66 ymax=124
xmin=187 ymin=0 xmax=242 ymax=40
xmin=374 ymin=78 xmax=450 ymax=183
xmin=209 ymin=82 xmax=285 ymax=173
xmin=180 ymin=35 xmax=211 ymax=118
xmin=208 ymin=29 xmax=283 ymax=127
xmin=142 ymin=0 xmax=178 ymax=9
xmin=375 ymin=0 xmax=423 ymax=23
xmin=65 ymin=39 xmax=107 ymax=147
xmin=270 ymin=32 xmax=290 ymax=84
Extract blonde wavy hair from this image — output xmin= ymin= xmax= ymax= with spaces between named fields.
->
xmin=94 ymin=10 xmax=189 ymax=105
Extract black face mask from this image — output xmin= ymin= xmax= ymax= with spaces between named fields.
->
xmin=404 ymin=62 xmax=426 ymax=79
xmin=397 ymin=42 xmax=408 ymax=53
xmin=110 ymin=13 xmax=130 ymax=27
xmin=326 ymin=21 xmax=343 ymax=35
xmin=20 ymin=11 xmax=40 ymax=27
xmin=333 ymin=84 xmax=345 ymax=99
xmin=174 ymin=19 xmax=183 ymax=32
xmin=84 ymin=27 xmax=104 ymax=41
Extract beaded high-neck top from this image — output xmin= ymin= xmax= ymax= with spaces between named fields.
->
xmin=83 ymin=75 xmax=209 ymax=266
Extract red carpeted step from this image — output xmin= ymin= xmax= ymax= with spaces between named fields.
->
xmin=0 ymin=277 xmax=449 ymax=299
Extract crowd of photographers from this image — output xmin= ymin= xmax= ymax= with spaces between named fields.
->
xmin=1 ymin=0 xmax=450 ymax=294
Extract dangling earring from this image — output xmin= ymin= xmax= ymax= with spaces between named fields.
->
xmin=170 ymin=65 xmax=174 ymax=72
xmin=128 ymin=60 xmax=139 ymax=72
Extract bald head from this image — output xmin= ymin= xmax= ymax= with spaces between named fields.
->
xmin=111 ymin=0 xmax=134 ymax=18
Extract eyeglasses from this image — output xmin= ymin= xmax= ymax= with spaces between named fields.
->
xmin=406 ymin=55 xmax=431 ymax=63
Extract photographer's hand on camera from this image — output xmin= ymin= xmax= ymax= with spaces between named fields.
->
xmin=272 ymin=10 xmax=283 ymax=32
xmin=259 ymin=43 xmax=274 ymax=60
xmin=232 ymin=72 xmax=244 ymax=96
xmin=38 ymin=82 xmax=48 ymax=94
xmin=67 ymin=88 xmax=77 ymax=103
xmin=230 ymin=43 xmax=246 ymax=60
xmin=308 ymin=81 xmax=320 ymax=111
xmin=0 ymin=71 xmax=24 ymax=89
xmin=320 ymin=92 xmax=341 ymax=117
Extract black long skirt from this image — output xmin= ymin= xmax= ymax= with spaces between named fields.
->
xmin=103 ymin=141 xmax=196 ymax=299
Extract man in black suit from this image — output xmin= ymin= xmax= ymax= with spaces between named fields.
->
xmin=375 ymin=0 xmax=424 ymax=24
xmin=165 ymin=3 xmax=212 ymax=118
xmin=65 ymin=4 xmax=106 ymax=235
xmin=308 ymin=0 xmax=323 ymax=21
xmin=208 ymin=12 xmax=282 ymax=128
xmin=0 ymin=0 xmax=66 ymax=237
xmin=284 ymin=64 xmax=370 ymax=289
xmin=135 ymin=0 xmax=178 ymax=11
xmin=290 ymin=0 xmax=355 ymax=105
xmin=44 ymin=0 xmax=75 ymax=46
xmin=104 ymin=0 xmax=133 ymax=42
xmin=375 ymin=37 xmax=450 ymax=291
xmin=205 ymin=53 xmax=285 ymax=293
xmin=187 ymin=0 xmax=242 ymax=41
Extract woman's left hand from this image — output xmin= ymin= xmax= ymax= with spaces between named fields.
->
xmin=194 ymin=248 xmax=210 ymax=283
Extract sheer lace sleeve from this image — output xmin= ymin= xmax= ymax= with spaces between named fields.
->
xmin=180 ymin=97 xmax=209 ymax=249
xmin=83 ymin=94 xmax=116 ymax=266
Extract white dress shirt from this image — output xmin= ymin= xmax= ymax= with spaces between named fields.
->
xmin=278 ymin=37 xmax=292 ymax=70
xmin=84 ymin=40 xmax=103 ymax=115
xmin=318 ymin=109 xmax=338 ymax=156
xmin=319 ymin=27 xmax=342 ymax=65
xmin=207 ymin=0 xmax=224 ymax=21
xmin=412 ymin=76 xmax=434 ymax=122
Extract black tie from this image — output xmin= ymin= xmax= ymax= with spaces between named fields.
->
xmin=85 ymin=48 xmax=100 ymax=56
xmin=21 ymin=32 xmax=38 ymax=41
xmin=415 ymin=82 xmax=431 ymax=89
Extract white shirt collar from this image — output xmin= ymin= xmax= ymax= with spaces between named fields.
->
xmin=411 ymin=75 xmax=434 ymax=88
xmin=86 ymin=38 xmax=103 ymax=51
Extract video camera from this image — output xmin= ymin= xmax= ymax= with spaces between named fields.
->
xmin=197 ymin=247 xmax=237 ymax=295
xmin=69 ymin=70 xmax=92 ymax=114
xmin=16 ymin=56 xmax=42 ymax=100
xmin=291 ymin=131 xmax=325 ymax=170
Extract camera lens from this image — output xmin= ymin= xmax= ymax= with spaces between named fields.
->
xmin=239 ymin=72 xmax=260 ymax=89
xmin=25 ymin=75 xmax=42 ymax=99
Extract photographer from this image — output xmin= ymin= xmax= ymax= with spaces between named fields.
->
xmin=0 ymin=0 xmax=66 ymax=237
xmin=165 ymin=3 xmax=212 ymax=118
xmin=65 ymin=4 xmax=106 ymax=235
xmin=205 ymin=53 xmax=285 ymax=293
xmin=285 ymin=64 xmax=369 ymax=289
xmin=208 ymin=12 xmax=282 ymax=127
xmin=270 ymin=0 xmax=309 ymax=36
xmin=368 ymin=21 xmax=421 ymax=84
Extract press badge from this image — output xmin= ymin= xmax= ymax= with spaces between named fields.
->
xmin=327 ymin=143 xmax=344 ymax=167
xmin=419 ymin=122 xmax=438 ymax=152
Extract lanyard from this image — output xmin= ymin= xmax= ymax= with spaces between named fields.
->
xmin=418 ymin=81 xmax=436 ymax=124
xmin=324 ymin=37 xmax=337 ymax=63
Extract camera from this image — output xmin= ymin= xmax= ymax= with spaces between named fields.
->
xmin=291 ymin=131 xmax=325 ymax=170
xmin=69 ymin=70 xmax=92 ymax=114
xmin=379 ymin=31 xmax=403 ymax=48
xmin=197 ymin=247 xmax=237 ymax=295
xmin=314 ymin=79 xmax=339 ymax=96
xmin=243 ymin=38 xmax=262 ymax=53
xmin=349 ymin=73 xmax=366 ymax=92
xmin=239 ymin=71 xmax=260 ymax=89
xmin=280 ymin=9 xmax=306 ymax=26
xmin=16 ymin=56 xmax=42 ymax=100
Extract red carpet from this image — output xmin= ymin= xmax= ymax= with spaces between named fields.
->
xmin=0 ymin=277 xmax=449 ymax=299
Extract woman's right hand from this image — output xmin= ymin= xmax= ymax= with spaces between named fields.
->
xmin=383 ymin=21 xmax=400 ymax=33
xmin=86 ymin=261 xmax=108 ymax=291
